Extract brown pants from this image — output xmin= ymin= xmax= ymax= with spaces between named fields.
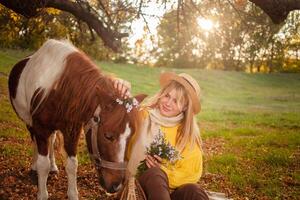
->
xmin=138 ymin=167 xmax=209 ymax=200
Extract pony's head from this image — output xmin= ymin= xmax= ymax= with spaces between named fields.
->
xmin=85 ymin=94 xmax=146 ymax=193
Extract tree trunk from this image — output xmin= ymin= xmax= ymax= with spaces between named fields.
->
xmin=268 ymin=42 xmax=274 ymax=73
xmin=249 ymin=0 xmax=300 ymax=24
xmin=249 ymin=56 xmax=255 ymax=73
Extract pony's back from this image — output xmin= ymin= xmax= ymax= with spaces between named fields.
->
xmin=9 ymin=39 xmax=78 ymax=126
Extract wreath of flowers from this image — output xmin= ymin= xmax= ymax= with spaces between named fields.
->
xmin=116 ymin=97 xmax=139 ymax=113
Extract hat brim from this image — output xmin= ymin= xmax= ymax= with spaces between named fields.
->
xmin=159 ymin=72 xmax=200 ymax=114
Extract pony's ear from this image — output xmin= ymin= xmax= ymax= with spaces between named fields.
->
xmin=134 ymin=94 xmax=147 ymax=103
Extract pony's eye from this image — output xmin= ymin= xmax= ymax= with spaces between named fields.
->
xmin=104 ymin=133 xmax=115 ymax=142
xmin=93 ymin=116 xmax=100 ymax=123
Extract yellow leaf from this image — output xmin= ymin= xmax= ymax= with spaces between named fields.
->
xmin=46 ymin=8 xmax=61 ymax=15
xmin=10 ymin=13 xmax=20 ymax=21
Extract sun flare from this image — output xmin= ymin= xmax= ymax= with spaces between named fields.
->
xmin=197 ymin=17 xmax=214 ymax=31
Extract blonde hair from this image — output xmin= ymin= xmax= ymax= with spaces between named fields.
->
xmin=145 ymin=81 xmax=202 ymax=152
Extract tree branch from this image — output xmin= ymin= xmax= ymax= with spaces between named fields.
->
xmin=48 ymin=0 xmax=127 ymax=52
xmin=0 ymin=0 xmax=127 ymax=52
xmin=249 ymin=0 xmax=300 ymax=24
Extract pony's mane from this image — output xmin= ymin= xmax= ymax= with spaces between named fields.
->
xmin=53 ymin=52 xmax=116 ymax=127
xmin=47 ymin=49 xmax=142 ymax=137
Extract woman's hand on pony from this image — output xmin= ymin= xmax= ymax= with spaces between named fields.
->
xmin=113 ymin=78 xmax=132 ymax=99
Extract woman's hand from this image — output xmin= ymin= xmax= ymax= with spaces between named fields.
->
xmin=113 ymin=78 xmax=132 ymax=99
xmin=145 ymin=155 xmax=162 ymax=168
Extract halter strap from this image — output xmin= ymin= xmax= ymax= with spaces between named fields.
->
xmin=85 ymin=105 xmax=127 ymax=171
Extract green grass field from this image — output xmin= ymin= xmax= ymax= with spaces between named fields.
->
xmin=0 ymin=49 xmax=299 ymax=199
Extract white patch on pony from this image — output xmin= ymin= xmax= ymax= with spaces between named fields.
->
xmin=49 ymin=132 xmax=58 ymax=172
xmin=12 ymin=39 xmax=77 ymax=126
xmin=36 ymin=154 xmax=50 ymax=200
xmin=66 ymin=156 xmax=79 ymax=200
xmin=117 ymin=123 xmax=131 ymax=162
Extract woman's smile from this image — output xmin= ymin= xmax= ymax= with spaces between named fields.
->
xmin=162 ymin=105 xmax=170 ymax=112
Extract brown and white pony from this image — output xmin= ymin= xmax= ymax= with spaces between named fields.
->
xmin=8 ymin=39 xmax=145 ymax=200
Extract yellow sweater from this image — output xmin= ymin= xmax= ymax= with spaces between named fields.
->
xmin=160 ymin=125 xmax=203 ymax=189
xmin=127 ymin=110 xmax=203 ymax=189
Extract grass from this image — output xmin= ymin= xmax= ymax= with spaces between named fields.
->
xmin=0 ymin=48 xmax=32 ymax=75
xmin=1 ymin=48 xmax=300 ymax=199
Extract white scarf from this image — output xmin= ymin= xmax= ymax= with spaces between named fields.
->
xmin=127 ymin=108 xmax=183 ymax=175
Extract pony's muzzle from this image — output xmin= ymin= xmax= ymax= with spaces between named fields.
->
xmin=98 ymin=175 xmax=123 ymax=193
xmin=112 ymin=182 xmax=123 ymax=192
xmin=99 ymin=171 xmax=123 ymax=193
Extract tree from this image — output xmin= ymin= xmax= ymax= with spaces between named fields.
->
xmin=155 ymin=1 xmax=269 ymax=70
xmin=0 ymin=5 xmax=67 ymax=49
xmin=0 ymin=0 xmax=135 ymax=52
xmin=155 ymin=9 xmax=199 ymax=68
xmin=155 ymin=0 xmax=300 ymax=72
xmin=0 ymin=0 xmax=299 ymax=52
xmin=0 ymin=4 xmax=116 ymax=60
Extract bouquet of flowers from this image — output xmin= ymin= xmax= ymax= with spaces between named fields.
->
xmin=136 ymin=129 xmax=181 ymax=177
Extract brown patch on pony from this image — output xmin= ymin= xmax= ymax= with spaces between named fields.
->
xmin=8 ymin=58 xmax=29 ymax=98
xmin=27 ymin=125 xmax=52 ymax=156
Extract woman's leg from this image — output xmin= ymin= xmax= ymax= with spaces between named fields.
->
xmin=138 ymin=167 xmax=171 ymax=200
xmin=170 ymin=183 xmax=209 ymax=200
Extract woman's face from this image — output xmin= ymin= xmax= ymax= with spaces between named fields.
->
xmin=158 ymin=89 xmax=185 ymax=117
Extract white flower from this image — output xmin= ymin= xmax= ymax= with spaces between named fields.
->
xmin=116 ymin=97 xmax=140 ymax=113
xmin=158 ymin=147 xmax=162 ymax=153
xmin=116 ymin=98 xmax=123 ymax=105
xmin=132 ymin=98 xmax=139 ymax=106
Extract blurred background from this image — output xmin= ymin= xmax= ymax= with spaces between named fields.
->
xmin=0 ymin=0 xmax=299 ymax=72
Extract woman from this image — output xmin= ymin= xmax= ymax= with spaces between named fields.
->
xmin=114 ymin=72 xmax=208 ymax=200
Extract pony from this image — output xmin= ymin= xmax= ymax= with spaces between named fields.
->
xmin=8 ymin=39 xmax=145 ymax=200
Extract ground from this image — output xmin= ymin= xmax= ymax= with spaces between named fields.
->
xmin=0 ymin=131 xmax=228 ymax=200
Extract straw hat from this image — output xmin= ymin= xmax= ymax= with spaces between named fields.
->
xmin=159 ymin=72 xmax=201 ymax=114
